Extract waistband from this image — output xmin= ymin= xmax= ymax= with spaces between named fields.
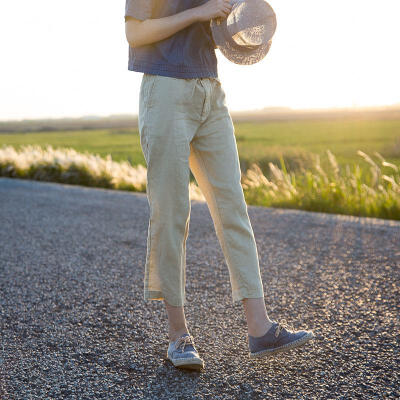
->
xmin=142 ymin=72 xmax=220 ymax=83
xmin=193 ymin=77 xmax=221 ymax=84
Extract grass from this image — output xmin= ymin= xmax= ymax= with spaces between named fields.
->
xmin=235 ymin=119 xmax=400 ymax=174
xmin=1 ymin=144 xmax=399 ymax=220
xmin=1 ymin=118 xmax=399 ymax=219
xmin=0 ymin=129 xmax=144 ymax=165
xmin=1 ymin=119 xmax=399 ymax=176
xmin=0 ymin=144 xmax=206 ymax=201
xmin=242 ymin=150 xmax=400 ymax=220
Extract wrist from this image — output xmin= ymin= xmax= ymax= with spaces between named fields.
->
xmin=187 ymin=6 xmax=202 ymax=23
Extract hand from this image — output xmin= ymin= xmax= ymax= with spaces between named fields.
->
xmin=195 ymin=0 xmax=233 ymax=22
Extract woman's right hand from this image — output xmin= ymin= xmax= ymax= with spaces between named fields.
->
xmin=195 ymin=0 xmax=233 ymax=22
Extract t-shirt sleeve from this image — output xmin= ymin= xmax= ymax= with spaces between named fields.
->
xmin=124 ymin=0 xmax=153 ymax=22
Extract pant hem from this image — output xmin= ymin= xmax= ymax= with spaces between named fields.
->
xmin=144 ymin=290 xmax=185 ymax=307
xmin=232 ymin=288 xmax=265 ymax=305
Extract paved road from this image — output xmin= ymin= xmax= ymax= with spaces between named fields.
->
xmin=0 ymin=177 xmax=399 ymax=399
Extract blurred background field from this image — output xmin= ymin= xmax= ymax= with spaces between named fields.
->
xmin=1 ymin=109 xmax=399 ymax=220
xmin=1 ymin=1 xmax=399 ymax=218
xmin=1 ymin=108 xmax=399 ymax=176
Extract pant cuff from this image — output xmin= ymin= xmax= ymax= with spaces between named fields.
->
xmin=232 ymin=287 xmax=265 ymax=305
xmin=144 ymin=290 xmax=185 ymax=307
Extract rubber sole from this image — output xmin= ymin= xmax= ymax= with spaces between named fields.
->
xmin=249 ymin=331 xmax=315 ymax=359
xmin=168 ymin=356 xmax=204 ymax=371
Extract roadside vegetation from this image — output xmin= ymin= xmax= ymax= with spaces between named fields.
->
xmin=242 ymin=150 xmax=400 ymax=220
xmin=1 ymin=144 xmax=398 ymax=220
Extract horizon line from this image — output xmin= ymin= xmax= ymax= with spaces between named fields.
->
xmin=1 ymin=103 xmax=400 ymax=123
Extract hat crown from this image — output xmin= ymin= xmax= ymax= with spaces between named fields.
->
xmin=227 ymin=0 xmax=277 ymax=48
xmin=226 ymin=1 xmax=273 ymax=47
xmin=210 ymin=0 xmax=277 ymax=65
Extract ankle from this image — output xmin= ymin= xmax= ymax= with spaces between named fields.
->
xmin=247 ymin=319 xmax=274 ymax=338
xmin=168 ymin=328 xmax=189 ymax=342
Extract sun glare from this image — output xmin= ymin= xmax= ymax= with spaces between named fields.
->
xmin=0 ymin=0 xmax=399 ymax=119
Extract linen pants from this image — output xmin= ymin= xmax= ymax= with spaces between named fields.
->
xmin=138 ymin=73 xmax=264 ymax=307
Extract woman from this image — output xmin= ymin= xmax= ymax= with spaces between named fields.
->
xmin=125 ymin=0 xmax=314 ymax=370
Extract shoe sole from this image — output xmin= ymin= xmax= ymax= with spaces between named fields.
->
xmin=249 ymin=331 xmax=315 ymax=359
xmin=168 ymin=357 xmax=204 ymax=371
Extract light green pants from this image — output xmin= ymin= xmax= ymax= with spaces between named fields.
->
xmin=138 ymin=73 xmax=264 ymax=307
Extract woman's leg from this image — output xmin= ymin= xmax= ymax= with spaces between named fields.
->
xmin=188 ymin=78 xmax=273 ymax=336
xmin=242 ymin=298 xmax=273 ymax=337
xmin=163 ymin=298 xmax=274 ymax=341
xmin=164 ymin=299 xmax=189 ymax=342
xmin=139 ymin=74 xmax=200 ymax=308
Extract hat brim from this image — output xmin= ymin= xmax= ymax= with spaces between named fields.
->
xmin=211 ymin=18 xmax=272 ymax=65
xmin=210 ymin=0 xmax=276 ymax=65
xmin=221 ymin=41 xmax=272 ymax=65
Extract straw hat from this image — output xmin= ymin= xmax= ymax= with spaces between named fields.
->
xmin=210 ymin=0 xmax=277 ymax=65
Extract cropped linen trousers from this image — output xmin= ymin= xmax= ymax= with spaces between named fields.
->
xmin=138 ymin=73 xmax=264 ymax=307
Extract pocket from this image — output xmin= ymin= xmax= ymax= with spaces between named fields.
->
xmin=138 ymin=120 xmax=149 ymax=166
xmin=138 ymin=74 xmax=158 ymax=166
xmin=140 ymin=73 xmax=158 ymax=109
xmin=187 ymin=78 xmax=198 ymax=101
xmin=145 ymin=75 xmax=193 ymax=109
xmin=213 ymin=77 xmax=222 ymax=86
xmin=142 ymin=136 xmax=150 ymax=167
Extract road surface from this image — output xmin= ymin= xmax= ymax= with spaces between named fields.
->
xmin=0 ymin=177 xmax=399 ymax=399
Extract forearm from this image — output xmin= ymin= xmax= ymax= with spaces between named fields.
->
xmin=126 ymin=7 xmax=201 ymax=48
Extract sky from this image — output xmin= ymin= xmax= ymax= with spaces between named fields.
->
xmin=1 ymin=0 xmax=400 ymax=121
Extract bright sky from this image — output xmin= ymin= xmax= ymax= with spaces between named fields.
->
xmin=1 ymin=0 xmax=400 ymax=120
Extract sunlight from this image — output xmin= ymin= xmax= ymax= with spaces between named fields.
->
xmin=0 ymin=0 xmax=399 ymax=119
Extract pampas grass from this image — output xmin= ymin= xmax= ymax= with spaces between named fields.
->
xmin=0 ymin=144 xmax=206 ymax=201
xmin=241 ymin=150 xmax=400 ymax=220
xmin=1 ymin=144 xmax=399 ymax=219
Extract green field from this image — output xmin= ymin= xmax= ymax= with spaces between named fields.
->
xmin=1 ymin=119 xmax=399 ymax=176
xmin=1 ymin=117 xmax=399 ymax=219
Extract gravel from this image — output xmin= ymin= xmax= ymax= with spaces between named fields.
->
xmin=0 ymin=177 xmax=399 ymax=399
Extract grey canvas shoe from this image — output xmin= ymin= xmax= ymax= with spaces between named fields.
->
xmin=167 ymin=333 xmax=204 ymax=370
xmin=248 ymin=320 xmax=315 ymax=359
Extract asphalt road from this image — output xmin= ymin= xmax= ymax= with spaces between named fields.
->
xmin=0 ymin=177 xmax=399 ymax=399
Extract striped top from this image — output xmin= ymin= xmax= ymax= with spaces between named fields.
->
xmin=124 ymin=0 xmax=218 ymax=78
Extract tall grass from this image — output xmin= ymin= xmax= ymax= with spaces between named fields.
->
xmin=0 ymin=144 xmax=206 ymax=201
xmin=242 ymin=150 xmax=400 ymax=220
xmin=1 ymin=144 xmax=399 ymax=220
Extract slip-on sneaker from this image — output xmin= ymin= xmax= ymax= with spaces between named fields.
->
xmin=167 ymin=333 xmax=204 ymax=371
xmin=248 ymin=320 xmax=315 ymax=359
